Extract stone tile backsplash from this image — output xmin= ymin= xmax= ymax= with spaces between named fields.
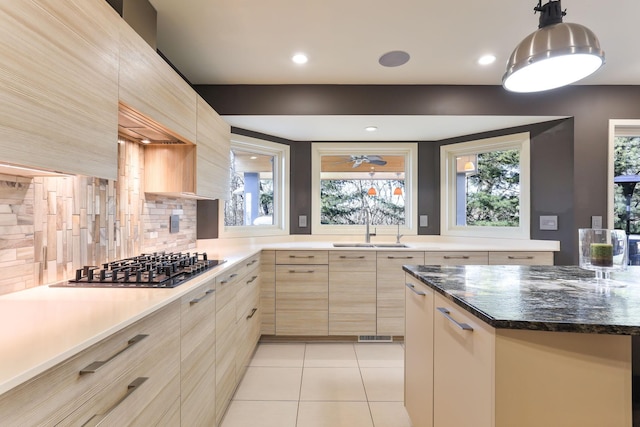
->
xmin=0 ymin=141 xmax=196 ymax=296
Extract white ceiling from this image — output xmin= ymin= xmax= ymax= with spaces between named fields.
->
xmin=148 ymin=0 xmax=640 ymax=140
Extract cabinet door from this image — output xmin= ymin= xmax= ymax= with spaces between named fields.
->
xmin=260 ymin=250 xmax=276 ymax=335
xmin=119 ymin=20 xmax=197 ymax=144
xmin=196 ymin=96 xmax=231 ymax=200
xmin=276 ymin=265 xmax=328 ymax=335
xmin=433 ymin=293 xmax=495 ymax=427
xmin=276 ymin=250 xmax=329 ymax=265
xmin=0 ymin=0 xmax=119 ymax=179
xmin=180 ymin=279 xmax=216 ymax=426
xmin=376 ymin=251 xmax=424 ymax=336
xmin=329 ymin=251 xmax=376 ymax=335
xmin=488 ymin=251 xmax=553 ymax=265
xmin=404 ymin=275 xmax=434 ymax=427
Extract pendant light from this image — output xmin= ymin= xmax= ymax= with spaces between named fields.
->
xmin=368 ymin=170 xmax=377 ymax=196
xmin=393 ymin=172 xmax=403 ymax=196
xmin=503 ymin=0 xmax=604 ymax=93
xmin=463 ymin=160 xmax=475 ymax=172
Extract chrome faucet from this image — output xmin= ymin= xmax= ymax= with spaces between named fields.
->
xmin=396 ymin=223 xmax=403 ymax=244
xmin=364 ymin=207 xmax=376 ymax=243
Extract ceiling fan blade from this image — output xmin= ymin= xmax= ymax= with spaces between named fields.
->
xmin=369 ymin=159 xmax=387 ymax=166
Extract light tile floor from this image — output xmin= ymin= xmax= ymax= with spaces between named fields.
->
xmin=220 ymin=342 xmax=413 ymax=427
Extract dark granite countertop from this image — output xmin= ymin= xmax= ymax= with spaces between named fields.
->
xmin=403 ymin=264 xmax=640 ymax=335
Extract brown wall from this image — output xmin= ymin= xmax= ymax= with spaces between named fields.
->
xmin=196 ymin=84 xmax=640 ymax=263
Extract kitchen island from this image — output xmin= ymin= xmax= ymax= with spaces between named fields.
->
xmin=403 ymin=264 xmax=637 ymax=427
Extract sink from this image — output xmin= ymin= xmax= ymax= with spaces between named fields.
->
xmin=332 ymin=243 xmax=409 ymax=248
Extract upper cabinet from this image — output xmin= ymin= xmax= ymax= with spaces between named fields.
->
xmin=0 ymin=0 xmax=120 ymax=179
xmin=118 ymin=19 xmax=197 ymax=144
xmin=196 ymin=97 xmax=230 ymax=200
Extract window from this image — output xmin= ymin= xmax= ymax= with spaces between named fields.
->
xmin=220 ymin=135 xmax=289 ymax=237
xmin=311 ymin=142 xmax=417 ymax=235
xmin=441 ymin=133 xmax=530 ymax=239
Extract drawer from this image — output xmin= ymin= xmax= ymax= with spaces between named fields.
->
xmin=0 ymin=301 xmax=180 ymax=427
xmin=216 ymin=264 xmax=244 ymax=311
xmin=237 ymin=270 xmax=260 ymax=322
xmin=488 ymin=251 xmax=553 ymax=265
xmin=424 ymin=251 xmax=488 ymax=265
xmin=275 ymin=265 xmax=328 ymax=311
xmin=329 ymin=250 xmax=376 ymax=271
xmin=276 ymin=250 xmax=328 ymax=265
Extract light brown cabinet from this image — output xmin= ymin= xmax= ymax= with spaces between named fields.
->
xmin=275 ymin=251 xmax=329 ymax=335
xmin=405 ymin=274 xmax=631 ymax=427
xmin=180 ymin=277 xmax=217 ymax=426
xmin=488 ymin=251 xmax=553 ymax=265
xmin=260 ymin=250 xmax=276 ymax=335
xmin=0 ymin=0 xmax=120 ymax=179
xmin=328 ymin=251 xmax=376 ymax=335
xmin=376 ymin=251 xmax=424 ymax=336
xmin=196 ymin=96 xmax=231 ymax=200
xmin=0 ymin=301 xmax=180 ymax=427
xmin=424 ymin=251 xmax=489 ymax=265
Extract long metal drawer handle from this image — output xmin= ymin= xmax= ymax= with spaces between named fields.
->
xmin=81 ymin=377 xmax=148 ymax=426
xmin=339 ymin=255 xmax=365 ymax=259
xmin=220 ymin=273 xmax=238 ymax=284
xmin=443 ymin=255 xmax=470 ymax=259
xmin=246 ymin=275 xmax=258 ymax=284
xmin=288 ymin=270 xmax=315 ymax=273
xmin=246 ymin=307 xmax=258 ymax=319
xmin=405 ymin=282 xmax=426 ymax=296
xmin=246 ymin=259 xmax=258 ymax=266
xmin=289 ymin=255 xmax=315 ymax=258
xmin=388 ymin=256 xmax=414 ymax=259
xmin=437 ymin=307 xmax=474 ymax=331
xmin=507 ymin=255 xmax=534 ymax=260
xmin=80 ymin=334 xmax=148 ymax=375
xmin=190 ymin=288 xmax=215 ymax=305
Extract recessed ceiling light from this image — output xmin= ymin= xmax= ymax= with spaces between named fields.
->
xmin=365 ymin=126 xmax=378 ymax=132
xmin=292 ymin=53 xmax=308 ymax=64
xmin=250 ymin=156 xmax=258 ymax=160
xmin=141 ymin=139 xmax=151 ymax=144
xmin=379 ymin=51 xmax=410 ymax=67
xmin=478 ymin=54 xmax=497 ymax=65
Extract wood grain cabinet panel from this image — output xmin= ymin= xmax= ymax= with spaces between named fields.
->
xmin=260 ymin=250 xmax=276 ymax=335
xmin=424 ymin=251 xmax=489 ymax=265
xmin=376 ymin=251 xmax=424 ymax=336
xmin=276 ymin=250 xmax=329 ymax=265
xmin=0 ymin=301 xmax=180 ymax=427
xmin=276 ymin=264 xmax=329 ymax=335
xmin=180 ymin=278 xmax=216 ymax=426
xmin=196 ymin=96 xmax=231 ymax=200
xmin=119 ymin=19 xmax=197 ymax=144
xmin=0 ymin=0 xmax=119 ymax=179
xmin=329 ymin=251 xmax=376 ymax=335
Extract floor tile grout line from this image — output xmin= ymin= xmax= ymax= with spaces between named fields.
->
xmin=295 ymin=343 xmax=307 ymax=427
xmin=355 ymin=343 xmax=378 ymax=427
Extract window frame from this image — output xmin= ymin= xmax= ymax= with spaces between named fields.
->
xmin=311 ymin=142 xmax=418 ymax=236
xmin=218 ymin=134 xmax=290 ymax=238
xmin=440 ymin=132 xmax=531 ymax=239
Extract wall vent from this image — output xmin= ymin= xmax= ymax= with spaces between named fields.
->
xmin=358 ymin=335 xmax=393 ymax=343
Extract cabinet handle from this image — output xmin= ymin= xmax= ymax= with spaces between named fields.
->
xmin=246 ymin=307 xmax=258 ymax=319
xmin=220 ymin=273 xmax=238 ymax=284
xmin=339 ymin=255 xmax=365 ymax=259
xmin=507 ymin=255 xmax=534 ymax=260
xmin=246 ymin=259 xmax=258 ymax=266
xmin=405 ymin=282 xmax=426 ymax=296
xmin=388 ymin=256 xmax=414 ymax=259
xmin=443 ymin=255 xmax=470 ymax=259
xmin=246 ymin=275 xmax=258 ymax=284
xmin=81 ymin=377 xmax=148 ymax=426
xmin=288 ymin=270 xmax=315 ymax=273
xmin=289 ymin=255 xmax=315 ymax=258
xmin=80 ymin=334 xmax=148 ymax=375
xmin=437 ymin=307 xmax=474 ymax=331
xmin=190 ymin=288 xmax=215 ymax=305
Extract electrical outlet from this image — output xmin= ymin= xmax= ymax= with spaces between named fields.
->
xmin=419 ymin=215 xmax=429 ymax=227
xmin=298 ymin=215 xmax=307 ymax=228
xmin=591 ymin=215 xmax=603 ymax=229
xmin=539 ymin=215 xmax=558 ymax=231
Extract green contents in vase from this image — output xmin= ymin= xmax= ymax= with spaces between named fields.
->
xmin=590 ymin=243 xmax=613 ymax=267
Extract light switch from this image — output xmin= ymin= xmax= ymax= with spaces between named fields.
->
xmin=591 ymin=215 xmax=603 ymax=229
xmin=419 ymin=215 xmax=429 ymax=227
xmin=298 ymin=215 xmax=307 ymax=228
xmin=539 ymin=215 xmax=558 ymax=231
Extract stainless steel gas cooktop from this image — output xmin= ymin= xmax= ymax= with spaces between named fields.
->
xmin=51 ymin=252 xmax=224 ymax=289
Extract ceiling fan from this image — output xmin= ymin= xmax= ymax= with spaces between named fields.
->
xmin=347 ymin=155 xmax=387 ymax=168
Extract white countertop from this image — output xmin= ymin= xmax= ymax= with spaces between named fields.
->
xmin=0 ymin=235 xmax=558 ymax=395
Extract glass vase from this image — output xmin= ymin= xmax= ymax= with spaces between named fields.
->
xmin=578 ymin=228 xmax=628 ymax=279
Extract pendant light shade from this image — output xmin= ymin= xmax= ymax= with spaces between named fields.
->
xmin=368 ymin=186 xmax=377 ymax=196
xmin=393 ymin=186 xmax=403 ymax=196
xmin=503 ymin=1 xmax=604 ymax=93
xmin=463 ymin=161 xmax=475 ymax=172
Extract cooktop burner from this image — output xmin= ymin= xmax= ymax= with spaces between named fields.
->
xmin=51 ymin=252 xmax=225 ymax=288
